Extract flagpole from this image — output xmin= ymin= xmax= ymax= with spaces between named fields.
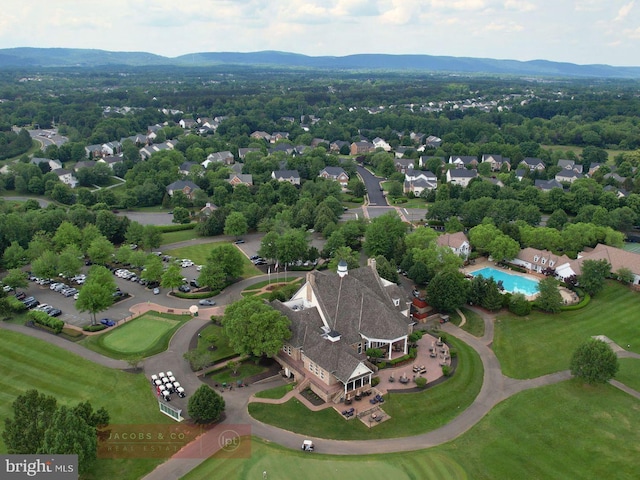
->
xmin=268 ymin=266 xmax=271 ymax=285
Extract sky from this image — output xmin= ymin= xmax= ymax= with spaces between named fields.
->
xmin=1 ymin=0 xmax=640 ymax=66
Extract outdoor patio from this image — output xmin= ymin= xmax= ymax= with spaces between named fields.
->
xmin=374 ymin=333 xmax=451 ymax=395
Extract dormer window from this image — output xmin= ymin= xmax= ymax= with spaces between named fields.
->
xmin=534 ymin=256 xmax=539 ymax=262
xmin=541 ymin=258 xmax=546 ymax=264
xmin=393 ymin=298 xmax=400 ymax=307
xmin=549 ymin=260 xmax=555 ymax=267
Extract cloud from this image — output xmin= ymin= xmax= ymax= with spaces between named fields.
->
xmin=504 ymin=0 xmax=536 ymax=12
xmin=331 ymin=0 xmax=381 ymax=17
xmin=430 ymin=0 xmax=486 ymax=11
xmin=574 ymin=0 xmax=604 ymax=12
xmin=484 ymin=21 xmax=524 ymax=32
xmin=379 ymin=0 xmax=423 ymax=25
xmin=614 ymin=1 xmax=635 ymax=21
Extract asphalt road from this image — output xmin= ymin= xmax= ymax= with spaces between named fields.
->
xmin=357 ymin=165 xmax=387 ymax=206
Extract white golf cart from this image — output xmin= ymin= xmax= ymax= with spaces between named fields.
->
xmin=301 ymin=439 xmax=314 ymax=452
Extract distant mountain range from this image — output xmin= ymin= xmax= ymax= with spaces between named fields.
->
xmin=1 ymin=47 xmax=640 ymax=78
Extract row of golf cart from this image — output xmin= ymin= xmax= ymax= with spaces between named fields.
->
xmin=151 ymin=371 xmax=186 ymax=402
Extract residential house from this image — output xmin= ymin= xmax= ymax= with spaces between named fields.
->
xmin=271 ymin=170 xmax=301 ymax=185
xmin=139 ymin=140 xmax=177 ymax=160
xmin=270 ymin=143 xmax=295 ymax=155
xmin=514 ymin=169 xmax=527 ymax=181
xmin=199 ymin=202 xmax=218 ymax=217
xmin=394 ymin=158 xmax=415 ymax=173
xmin=436 ymin=232 xmax=471 ymax=260
xmin=250 ymin=131 xmax=272 ymax=142
xmin=404 ymin=169 xmax=437 ymax=196
xmin=52 ymin=168 xmax=78 ymax=188
xmin=179 ymin=161 xmax=198 ymax=176
xmin=425 ymin=135 xmax=443 ymax=148
xmin=272 ymin=259 xmax=413 ymax=403
xmin=318 ymin=166 xmax=349 ymax=187
xmin=534 ymin=179 xmax=564 ymax=191
xmin=394 ymin=146 xmax=414 ymax=159
xmin=202 ymin=151 xmax=234 ymax=168
xmin=557 ymin=244 xmax=640 ymax=286
xmin=84 ymin=144 xmax=103 ymax=159
xmin=557 ymin=159 xmax=583 ymax=174
xmin=448 ymin=155 xmax=478 ymax=169
xmin=555 ymin=169 xmax=583 ymax=184
xmin=227 ymin=173 xmax=253 ymax=187
xmin=238 ymin=147 xmax=261 ymax=160
xmin=372 ymin=137 xmax=392 ymax=151
xmin=146 ymin=124 xmax=163 ymax=141
xmin=604 ymin=172 xmax=627 ymax=184
xmin=350 ymin=141 xmax=375 ymax=155
xmin=446 ymin=168 xmax=478 ymax=187
xmin=481 ymin=154 xmax=510 ymax=172
xmin=165 ymin=180 xmax=200 ymax=200
xmin=588 ymin=163 xmax=603 ymax=176
xmin=73 ymin=160 xmax=96 ymax=172
xmin=102 ymin=141 xmax=121 ymax=156
xmin=120 ymin=134 xmax=148 ymax=147
xmin=520 ymin=157 xmax=546 ymax=171
xmin=512 ymin=248 xmax=573 ymax=275
xmin=98 ymin=154 xmax=124 ymax=170
xmin=485 ymin=177 xmax=505 ymax=188
xmin=330 ymin=140 xmax=350 ymax=153
xmin=271 ymin=132 xmax=290 ymax=143
xmin=311 ymin=138 xmax=330 ymax=148
xmin=179 ymin=119 xmax=197 ymax=129
xmin=30 ymin=157 xmax=62 ymax=171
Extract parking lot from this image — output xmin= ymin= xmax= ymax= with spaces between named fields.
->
xmin=19 ymin=261 xmax=213 ymax=328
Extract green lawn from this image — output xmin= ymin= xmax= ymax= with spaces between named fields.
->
xmin=80 ymin=312 xmax=190 ymax=359
xmin=186 ymin=379 xmax=640 ymax=480
xmin=254 ymin=383 xmax=294 ymax=399
xmin=541 ymin=144 xmax=626 ymax=163
xmin=493 ymin=281 xmax=640 ymax=379
xmin=208 ymin=360 xmax=267 ymax=384
xmin=459 ymin=307 xmax=485 ymax=337
xmin=160 ymin=229 xmax=199 ymax=246
xmin=163 ymin=242 xmax=262 ymax=278
xmin=195 ymin=324 xmax=237 ymax=363
xmin=616 ymin=358 xmax=640 ymax=392
xmin=0 ymin=330 xmax=171 ymax=480
xmin=248 ymin=336 xmax=483 ymax=440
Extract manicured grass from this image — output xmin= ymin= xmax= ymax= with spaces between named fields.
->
xmin=254 ymin=383 xmax=294 ymax=399
xmin=616 ymin=358 xmax=640 ymax=392
xmin=208 ymin=360 xmax=267 ymax=384
xmin=248 ymin=336 xmax=483 ymax=440
xmin=163 ymin=242 xmax=225 ymax=265
xmin=195 ymin=324 xmax=237 ymax=363
xmin=460 ymin=307 xmax=485 ymax=337
xmin=394 ymin=198 xmax=427 ymax=208
xmin=493 ymin=281 xmax=640 ymax=379
xmin=0 ymin=330 xmax=171 ymax=479
xmin=185 ymin=380 xmax=640 ymax=480
xmin=183 ymin=437 xmax=466 ymax=480
xmin=80 ymin=312 xmax=190 ymax=359
xmin=159 ymin=229 xmax=198 ymax=245
xmin=101 ymin=315 xmax=179 ymax=354
xmin=541 ymin=144 xmax=625 ymax=162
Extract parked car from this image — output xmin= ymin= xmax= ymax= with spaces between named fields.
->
xmin=189 ymin=279 xmax=200 ymax=288
xmin=198 ymin=299 xmax=216 ymax=306
xmin=153 ymin=287 xmax=160 ymax=295
xmin=48 ymin=308 xmax=62 ymax=317
xmin=100 ymin=318 xmax=116 ymax=327
xmin=178 ymin=285 xmax=191 ymax=293
xmin=14 ymin=291 xmax=26 ymax=300
xmin=234 ymin=239 xmax=245 ymax=244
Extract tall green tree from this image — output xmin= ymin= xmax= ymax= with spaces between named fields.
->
xmin=161 ymin=263 xmax=184 ymax=292
xmin=223 ymin=211 xmax=249 ymax=239
xmin=75 ymin=266 xmax=116 ymax=325
xmin=141 ymin=254 xmax=164 ymax=285
xmin=426 ymin=269 xmax=469 ymax=312
xmin=579 ymin=259 xmax=611 ymax=296
xmin=31 ymin=250 xmax=59 ymax=280
xmin=223 ymin=297 xmax=291 ymax=358
xmin=208 ymin=244 xmax=244 ymax=280
xmin=87 ymin=236 xmax=115 ymax=265
xmin=536 ymin=277 xmax=563 ymax=313
xmin=188 ymin=385 xmax=225 ymax=424
xmin=57 ymin=244 xmax=84 ymax=279
xmin=1 ymin=268 xmax=28 ymax=291
xmin=2 ymin=389 xmax=58 ymax=454
xmin=364 ymin=212 xmax=407 ymax=260
xmin=198 ymin=262 xmax=226 ymax=293
xmin=39 ymin=406 xmax=97 ymax=475
xmin=570 ymin=338 xmax=619 ymax=385
xmin=2 ymin=241 xmax=28 ymax=269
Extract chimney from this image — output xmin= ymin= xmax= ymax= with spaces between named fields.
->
xmin=337 ymin=259 xmax=348 ymax=278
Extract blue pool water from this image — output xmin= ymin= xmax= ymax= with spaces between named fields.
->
xmin=471 ymin=267 xmax=540 ymax=296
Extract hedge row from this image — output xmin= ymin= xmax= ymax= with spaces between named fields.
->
xmin=172 ymin=290 xmax=220 ymax=300
xmin=7 ymin=296 xmax=27 ymax=312
xmin=560 ymin=293 xmax=591 ymax=311
xmin=158 ymin=223 xmax=196 ymax=233
xmin=28 ymin=310 xmax=64 ymax=334
xmin=83 ymin=324 xmax=107 ymax=332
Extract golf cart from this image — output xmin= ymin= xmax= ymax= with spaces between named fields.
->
xmin=301 ymin=440 xmax=314 ymax=452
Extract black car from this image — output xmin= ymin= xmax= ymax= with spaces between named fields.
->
xmin=48 ymin=308 xmax=62 ymax=317
xmin=189 ymin=280 xmax=200 ymax=288
xmin=24 ymin=299 xmax=40 ymax=309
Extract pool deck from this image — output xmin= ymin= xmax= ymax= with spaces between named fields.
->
xmin=462 ymin=257 xmax=541 ymax=300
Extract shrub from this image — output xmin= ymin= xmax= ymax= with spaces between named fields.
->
xmin=409 ymin=347 xmax=418 ymax=359
xmin=442 ymin=365 xmax=452 ymax=376
xmin=409 ymin=331 xmax=423 ymax=342
xmin=449 ymin=348 xmax=458 ymax=358
xmin=371 ymin=377 xmax=380 ymax=387
xmin=414 ymin=377 xmax=427 ymax=389
xmin=83 ymin=324 xmax=107 ymax=332
xmin=509 ymin=293 xmax=532 ymax=316
xmin=6 ymin=296 xmax=27 ymax=312
xmin=158 ymin=223 xmax=196 ymax=233
xmin=560 ymin=293 xmax=591 ymax=311
xmin=28 ymin=311 xmax=64 ymax=334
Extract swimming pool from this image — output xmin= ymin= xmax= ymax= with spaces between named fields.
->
xmin=470 ymin=267 xmax=540 ymax=296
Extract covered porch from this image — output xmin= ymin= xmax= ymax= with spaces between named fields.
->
xmin=365 ymin=335 xmax=409 ymax=360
